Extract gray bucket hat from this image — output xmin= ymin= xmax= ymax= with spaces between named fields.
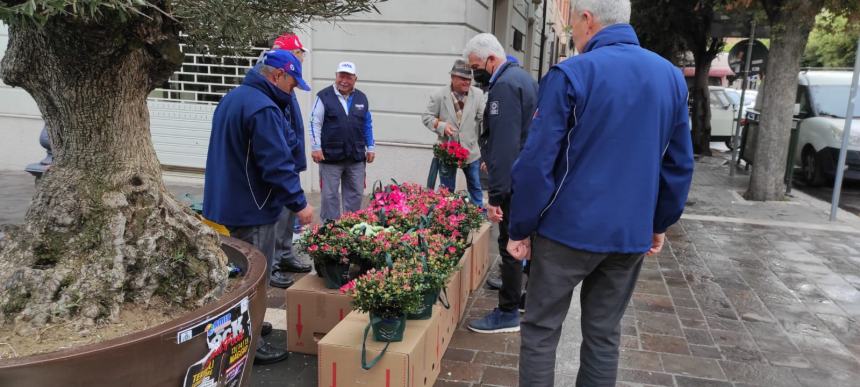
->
xmin=450 ymin=59 xmax=473 ymax=79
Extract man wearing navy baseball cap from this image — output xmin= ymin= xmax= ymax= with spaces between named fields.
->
xmin=261 ymin=49 xmax=311 ymax=92
xmin=204 ymin=49 xmax=314 ymax=365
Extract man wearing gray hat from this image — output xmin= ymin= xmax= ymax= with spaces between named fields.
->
xmin=421 ymin=59 xmax=486 ymax=206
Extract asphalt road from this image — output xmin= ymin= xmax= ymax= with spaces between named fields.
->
xmin=792 ymin=174 xmax=860 ymax=216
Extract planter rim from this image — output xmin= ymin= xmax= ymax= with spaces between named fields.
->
xmin=0 ymin=236 xmax=265 ymax=367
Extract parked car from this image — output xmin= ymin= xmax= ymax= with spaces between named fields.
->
xmin=723 ymin=88 xmax=757 ymax=116
xmin=793 ymin=70 xmax=860 ymax=186
xmin=708 ymin=86 xmax=741 ymax=146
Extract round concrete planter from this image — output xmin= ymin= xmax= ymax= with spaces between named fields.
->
xmin=0 ymin=236 xmax=267 ymax=387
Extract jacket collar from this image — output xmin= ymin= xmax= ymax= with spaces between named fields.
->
xmin=490 ymin=60 xmax=518 ymax=87
xmin=243 ymin=69 xmax=292 ymax=109
xmin=583 ymin=23 xmax=640 ymax=54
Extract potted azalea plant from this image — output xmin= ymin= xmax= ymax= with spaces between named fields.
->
xmin=433 ymin=140 xmax=470 ymax=178
xmin=372 ymin=230 xmax=464 ymax=320
xmin=299 ymin=222 xmax=365 ymax=289
xmin=340 ymin=261 xmax=423 ymax=369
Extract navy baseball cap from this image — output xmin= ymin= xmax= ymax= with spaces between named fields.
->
xmin=263 ymin=49 xmax=310 ymax=91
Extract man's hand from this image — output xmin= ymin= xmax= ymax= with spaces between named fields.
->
xmin=366 ymin=152 xmax=376 ymax=163
xmin=312 ymin=150 xmax=325 ymax=163
xmin=480 ymin=162 xmax=488 ymax=174
xmin=646 ymin=233 xmax=666 ymax=256
xmin=486 ymin=204 xmax=504 ymax=223
xmin=297 ymin=205 xmax=315 ymax=226
xmin=444 ymin=123 xmax=458 ymax=138
xmin=507 ymin=238 xmax=531 ymax=261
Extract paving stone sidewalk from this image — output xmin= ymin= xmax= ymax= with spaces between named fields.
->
xmin=437 ymin=154 xmax=860 ymax=387
xmin=2 ymin=153 xmax=860 ymax=386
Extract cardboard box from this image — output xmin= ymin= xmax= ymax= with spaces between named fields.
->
xmin=457 ymin=249 xmax=472 ymax=321
xmin=318 ymin=312 xmax=440 ymax=387
xmin=286 ymin=275 xmax=353 ymax=355
xmin=438 ymin=270 xmax=460 ymax=354
xmin=469 ymin=223 xmax=492 ymax=291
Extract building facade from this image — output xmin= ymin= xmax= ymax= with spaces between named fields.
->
xmin=0 ymin=0 xmax=572 ymax=191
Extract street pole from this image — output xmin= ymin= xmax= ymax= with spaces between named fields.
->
xmin=830 ymin=38 xmax=860 ymax=222
xmin=538 ymin=0 xmax=549 ymax=79
xmin=730 ymin=19 xmax=756 ymax=177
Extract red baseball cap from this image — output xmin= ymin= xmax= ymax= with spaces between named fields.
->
xmin=273 ymin=33 xmax=308 ymax=53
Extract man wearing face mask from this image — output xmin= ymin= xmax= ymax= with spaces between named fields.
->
xmin=309 ymin=62 xmax=375 ymax=222
xmin=463 ymin=33 xmax=538 ymax=334
xmin=204 ymin=49 xmax=315 ymax=365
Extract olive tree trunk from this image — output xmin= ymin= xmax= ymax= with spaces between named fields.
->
xmin=0 ymin=15 xmax=227 ymax=335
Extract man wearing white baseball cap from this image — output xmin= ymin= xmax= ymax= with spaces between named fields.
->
xmin=309 ymin=61 xmax=376 ymax=221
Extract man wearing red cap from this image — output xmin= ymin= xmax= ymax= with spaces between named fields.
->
xmin=273 ymin=33 xmax=308 ymax=62
xmin=260 ymin=34 xmax=316 ymax=288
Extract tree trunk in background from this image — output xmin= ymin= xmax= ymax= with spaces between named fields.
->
xmin=747 ymin=1 xmax=820 ymax=201
xmin=691 ymin=52 xmax=714 ymax=156
xmin=0 ymin=15 xmax=227 ymax=335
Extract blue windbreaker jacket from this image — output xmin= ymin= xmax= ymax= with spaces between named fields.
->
xmin=203 ymin=69 xmax=307 ymax=227
xmin=508 ymin=24 xmax=694 ymax=253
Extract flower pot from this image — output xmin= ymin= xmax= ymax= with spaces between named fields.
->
xmin=319 ymin=261 xmax=352 ymax=289
xmin=0 ymin=236 xmax=267 ymax=387
xmin=370 ymin=313 xmax=407 ymax=343
xmin=438 ymin=163 xmax=456 ymax=178
xmin=407 ymin=289 xmax=440 ymax=320
xmin=360 ymin=313 xmax=407 ymax=370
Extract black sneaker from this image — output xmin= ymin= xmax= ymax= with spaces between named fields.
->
xmin=253 ymin=342 xmax=289 ymax=365
xmin=269 ymin=271 xmax=295 ymax=288
xmin=278 ymin=257 xmax=312 ymax=273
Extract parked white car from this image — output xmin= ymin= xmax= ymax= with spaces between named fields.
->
xmin=793 ymin=70 xmax=860 ymax=186
xmin=723 ymin=88 xmax=757 ymax=118
xmin=709 ymin=86 xmax=756 ymax=147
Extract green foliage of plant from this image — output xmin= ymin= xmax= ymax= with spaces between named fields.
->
xmin=341 ymin=262 xmax=423 ymax=320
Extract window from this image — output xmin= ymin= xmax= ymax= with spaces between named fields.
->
xmin=808 ymin=85 xmax=860 ymax=118
xmin=513 ymin=28 xmax=525 ymax=52
xmin=149 ymin=43 xmax=268 ymax=104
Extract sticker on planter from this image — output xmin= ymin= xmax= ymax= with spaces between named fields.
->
xmin=181 ymin=296 xmax=253 ymax=387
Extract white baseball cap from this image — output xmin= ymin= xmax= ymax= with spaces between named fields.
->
xmin=336 ymin=61 xmax=357 ymax=75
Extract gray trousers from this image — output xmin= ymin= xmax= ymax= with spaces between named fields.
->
xmin=273 ymin=207 xmax=298 ymax=267
xmin=226 ymin=222 xmax=277 ymax=349
xmin=519 ymin=236 xmax=644 ymax=387
xmin=319 ymin=161 xmax=366 ymax=221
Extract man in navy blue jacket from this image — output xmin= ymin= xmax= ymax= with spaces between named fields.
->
xmin=463 ymin=33 xmax=538 ymax=334
xmin=267 ymin=34 xmax=314 ymax=280
xmin=507 ymin=1 xmax=694 ymax=386
xmin=203 ymin=49 xmax=315 ymax=365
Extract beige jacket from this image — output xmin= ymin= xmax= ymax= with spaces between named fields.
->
xmin=421 ymin=85 xmax=486 ymax=164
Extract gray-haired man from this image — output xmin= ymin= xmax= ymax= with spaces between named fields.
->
xmin=463 ymin=33 xmax=538 ymax=335
xmin=509 ymin=1 xmax=694 ymax=386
